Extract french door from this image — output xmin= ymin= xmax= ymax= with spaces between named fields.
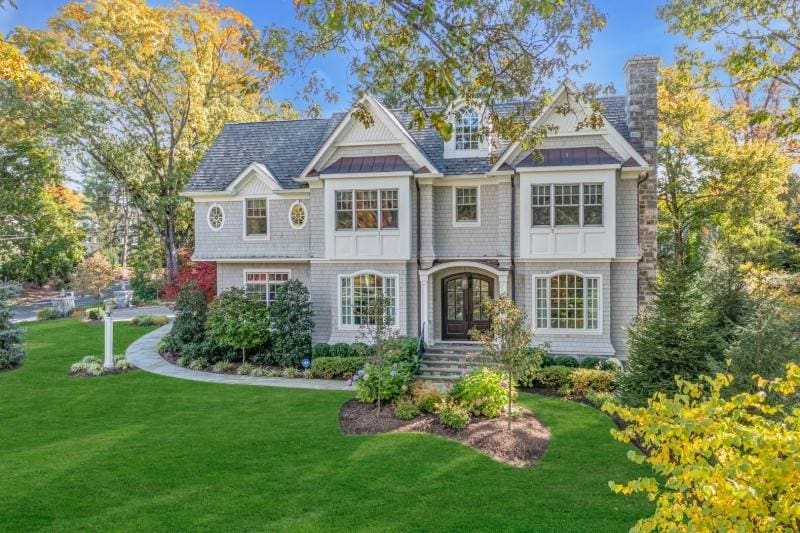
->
xmin=441 ymin=273 xmax=493 ymax=340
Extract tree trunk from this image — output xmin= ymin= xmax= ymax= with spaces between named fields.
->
xmin=164 ymin=219 xmax=178 ymax=281
xmin=242 ymin=347 xmax=246 ymax=365
xmin=120 ymin=191 xmax=130 ymax=269
xmin=507 ymin=370 xmax=513 ymax=431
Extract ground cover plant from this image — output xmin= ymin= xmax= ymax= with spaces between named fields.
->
xmin=0 ymin=319 xmax=652 ymax=530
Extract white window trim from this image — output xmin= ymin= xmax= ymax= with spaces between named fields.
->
xmin=333 ymin=189 xmax=400 ymax=233
xmin=288 ymin=201 xmax=307 ymax=230
xmin=452 ymin=185 xmax=481 ymax=227
xmin=242 ymin=269 xmax=291 ymax=303
xmin=443 ymin=104 xmax=490 ymax=159
xmin=337 ymin=270 xmax=401 ymax=331
xmin=242 ymin=196 xmax=270 ymax=240
xmin=207 ymin=203 xmax=225 ymax=232
xmin=532 ymin=270 xmax=603 ymax=335
xmin=532 ymin=182 xmax=604 ymax=229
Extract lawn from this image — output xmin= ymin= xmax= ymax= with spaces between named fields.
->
xmin=1 ymin=319 xmax=651 ymax=531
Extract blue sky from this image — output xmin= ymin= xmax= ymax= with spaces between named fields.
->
xmin=1 ymin=0 xmax=684 ymax=115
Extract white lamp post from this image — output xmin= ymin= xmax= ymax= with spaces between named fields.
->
xmin=103 ymin=300 xmax=114 ymax=369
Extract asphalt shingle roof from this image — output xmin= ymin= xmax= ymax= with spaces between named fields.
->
xmin=184 ymin=95 xmax=633 ymax=192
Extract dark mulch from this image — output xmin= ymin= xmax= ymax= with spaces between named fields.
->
xmin=340 ymin=399 xmax=551 ymax=468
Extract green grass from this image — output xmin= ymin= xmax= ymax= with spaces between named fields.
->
xmin=1 ymin=319 xmax=651 ymax=531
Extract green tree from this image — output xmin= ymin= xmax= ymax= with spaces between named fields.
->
xmin=469 ymin=296 xmax=537 ymax=429
xmin=206 ymin=288 xmax=269 ymax=365
xmin=271 ymin=0 xmax=607 ymax=144
xmin=268 ymin=279 xmax=313 ymax=367
xmin=357 ymin=292 xmax=400 ymax=413
xmin=0 ymin=282 xmax=24 ymax=370
xmin=70 ymin=253 xmax=117 ymax=303
xmin=620 ymin=265 xmax=721 ymax=406
xmin=10 ymin=0 xmax=292 ymax=279
xmin=167 ymin=281 xmax=209 ymax=351
xmin=0 ymin=140 xmax=84 ymax=284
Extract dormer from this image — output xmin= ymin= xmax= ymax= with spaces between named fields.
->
xmin=443 ymin=103 xmax=490 ymax=159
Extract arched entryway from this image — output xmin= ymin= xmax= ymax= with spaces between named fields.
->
xmin=441 ymin=273 xmax=493 ymax=340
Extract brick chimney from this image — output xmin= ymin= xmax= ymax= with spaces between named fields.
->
xmin=624 ymin=55 xmax=659 ymax=307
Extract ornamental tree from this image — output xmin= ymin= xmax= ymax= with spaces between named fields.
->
xmin=357 ymin=292 xmax=400 ymax=414
xmin=206 ymin=288 xmax=269 ymax=364
xmin=70 ymin=253 xmax=117 ymax=303
xmin=469 ymin=296 xmax=537 ymax=429
xmin=604 ymin=363 xmax=800 ymax=532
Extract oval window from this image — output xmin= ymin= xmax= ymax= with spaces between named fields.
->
xmin=289 ymin=201 xmax=307 ymax=229
xmin=207 ymin=204 xmax=224 ymax=231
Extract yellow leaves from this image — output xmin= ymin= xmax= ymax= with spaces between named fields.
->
xmin=609 ymin=363 xmax=800 ymax=531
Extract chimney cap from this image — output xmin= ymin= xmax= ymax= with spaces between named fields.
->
xmin=624 ymin=55 xmax=660 ymax=71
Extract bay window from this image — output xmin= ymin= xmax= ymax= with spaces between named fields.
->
xmin=335 ymin=189 xmax=399 ymax=231
xmin=534 ymin=273 xmax=600 ymax=331
xmin=340 ymin=273 xmax=397 ymax=326
xmin=531 ymin=183 xmax=604 ymax=227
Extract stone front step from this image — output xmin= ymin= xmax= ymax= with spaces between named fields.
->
xmin=418 ymin=343 xmax=484 ymax=384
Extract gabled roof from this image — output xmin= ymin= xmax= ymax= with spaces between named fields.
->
xmin=322 ymin=155 xmax=412 ymax=174
xmin=183 ymin=91 xmax=643 ymax=193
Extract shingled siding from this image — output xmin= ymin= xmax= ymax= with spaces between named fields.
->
xmin=610 ymin=261 xmax=637 ymax=358
xmin=432 ymin=184 xmax=500 ymax=258
xmin=308 ymin=261 xmax=418 ymax=344
xmin=616 ymin=177 xmax=639 ymax=257
xmin=514 ymin=261 xmax=617 ymax=357
xmin=193 ymin=199 xmax=311 ymax=260
xmin=216 ymin=262 xmax=311 ymax=294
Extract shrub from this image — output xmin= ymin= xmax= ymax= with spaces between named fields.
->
xmin=249 ymin=366 xmax=269 ymax=377
xmin=393 ymin=399 xmax=420 ymax=420
xmin=161 ymin=251 xmax=216 ymax=301
xmin=579 ymin=356 xmax=602 ymax=369
xmin=169 ymin=281 xmax=208 ymax=349
xmin=69 ymin=355 xmax=131 ymax=376
xmin=551 ymin=355 xmax=579 ymax=368
xmin=352 ymin=361 xmax=414 ymax=403
xmin=238 ymin=362 xmax=253 ymax=375
xmin=567 ymin=369 xmax=617 ymax=399
xmin=281 ymin=367 xmax=300 ymax=378
xmin=438 ymin=400 xmax=470 ymax=430
xmin=211 ymin=360 xmax=234 ymax=373
xmin=605 ymin=363 xmax=800 ymax=532
xmin=350 ymin=342 xmax=373 ymax=358
xmin=130 ymin=314 xmax=169 ymax=327
xmin=206 ymin=288 xmax=270 ymax=364
xmin=176 ymin=356 xmax=189 ymax=367
xmin=585 ymin=390 xmax=617 ymax=409
xmin=598 ymin=358 xmax=624 ymax=372
xmin=187 ymin=358 xmax=208 ymax=370
xmin=36 ymin=307 xmax=59 ymax=321
xmin=114 ymin=356 xmax=134 ymax=371
xmin=307 ymin=356 xmax=365 ymax=379
xmin=449 ymin=368 xmax=513 ymax=418
xmin=267 ymin=279 xmax=313 ymax=367
xmin=541 ymin=354 xmax=557 ymax=367
xmin=0 ymin=287 xmax=24 ymax=369
xmin=86 ymin=307 xmax=105 ymax=321
xmin=384 ymin=336 xmax=419 ymax=361
xmin=413 ymin=386 xmax=443 ymax=414
xmin=311 ymin=343 xmax=331 ymax=358
xmin=180 ymin=338 xmax=236 ymax=364
xmin=527 ymin=366 xmax=575 ymax=390
xmin=330 ymin=343 xmax=352 ymax=358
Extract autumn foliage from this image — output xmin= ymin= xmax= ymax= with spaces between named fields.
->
xmin=162 ymin=250 xmax=216 ymax=301
xmin=604 ymin=364 xmax=800 ymax=531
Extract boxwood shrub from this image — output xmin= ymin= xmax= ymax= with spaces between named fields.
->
xmin=311 ymin=343 xmax=331 ymax=358
xmin=307 ymin=356 xmax=365 ymax=379
xmin=330 ymin=343 xmax=352 ymax=358
xmin=524 ymin=365 xmax=575 ymax=390
xmin=566 ymin=368 xmax=617 ymax=399
xmin=448 ymin=367 xmax=512 ymax=418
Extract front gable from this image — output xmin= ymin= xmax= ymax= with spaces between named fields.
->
xmin=226 ymin=163 xmax=284 ymax=196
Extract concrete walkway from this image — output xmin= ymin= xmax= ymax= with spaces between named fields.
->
xmin=125 ymin=323 xmax=351 ymax=391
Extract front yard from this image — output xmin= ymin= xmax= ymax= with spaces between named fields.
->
xmin=0 ymin=319 xmax=651 ymax=531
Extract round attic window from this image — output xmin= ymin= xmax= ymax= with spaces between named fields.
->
xmin=207 ymin=204 xmax=225 ymax=231
xmin=289 ymin=201 xmax=307 ymax=229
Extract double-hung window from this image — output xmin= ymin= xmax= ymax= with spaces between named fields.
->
xmin=454 ymin=108 xmax=480 ymax=150
xmin=454 ymin=186 xmax=479 ymax=224
xmin=531 ymin=183 xmax=604 ymax=227
xmin=340 ymin=273 xmax=397 ymax=326
xmin=534 ymin=273 xmax=600 ymax=331
xmin=245 ymin=198 xmax=268 ymax=237
xmin=245 ymin=272 xmax=289 ymax=303
xmin=335 ymin=190 xmax=399 ymax=231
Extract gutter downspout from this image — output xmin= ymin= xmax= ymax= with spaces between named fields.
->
xmin=415 ymin=178 xmax=422 ymax=337
xmin=510 ymin=173 xmax=516 ymax=301
xmin=635 ymin=169 xmax=649 ymax=307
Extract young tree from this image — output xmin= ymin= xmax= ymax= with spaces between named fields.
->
xmin=620 ymin=265 xmax=721 ymax=406
xmin=358 ymin=292 xmax=399 ymax=414
xmin=70 ymin=253 xmax=117 ymax=304
xmin=206 ymin=288 xmax=269 ymax=364
xmin=605 ymin=363 xmax=800 ymax=532
xmin=268 ymin=280 xmax=313 ymax=368
xmin=0 ymin=282 xmax=24 ymax=369
xmin=10 ymin=1 xmax=293 ymax=280
xmin=269 ymin=0 xmax=607 ymax=145
xmin=469 ymin=296 xmax=537 ymax=429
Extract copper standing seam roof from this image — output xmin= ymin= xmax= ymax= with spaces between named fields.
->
xmin=516 ymin=147 xmax=621 ymax=167
xmin=320 ymin=155 xmax=413 ymax=174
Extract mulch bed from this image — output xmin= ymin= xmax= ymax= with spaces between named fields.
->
xmin=340 ymin=399 xmax=551 ymax=468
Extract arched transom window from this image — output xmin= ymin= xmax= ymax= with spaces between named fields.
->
xmin=534 ymin=273 xmax=600 ymax=330
xmin=340 ymin=273 xmax=397 ymax=326
xmin=454 ymin=108 xmax=480 ymax=150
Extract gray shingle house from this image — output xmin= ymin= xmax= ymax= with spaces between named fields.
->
xmin=182 ymin=55 xmax=658 ymax=365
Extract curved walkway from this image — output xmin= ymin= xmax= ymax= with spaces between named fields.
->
xmin=125 ymin=323 xmax=351 ymax=391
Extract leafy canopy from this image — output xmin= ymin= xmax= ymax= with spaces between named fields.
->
xmin=270 ymin=0 xmax=607 ymax=145
xmin=206 ymin=288 xmax=269 ymax=363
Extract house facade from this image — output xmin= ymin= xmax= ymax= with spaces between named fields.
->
xmin=182 ymin=55 xmax=658 ymax=359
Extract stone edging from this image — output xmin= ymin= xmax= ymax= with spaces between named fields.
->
xmin=125 ymin=322 xmax=351 ymax=391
